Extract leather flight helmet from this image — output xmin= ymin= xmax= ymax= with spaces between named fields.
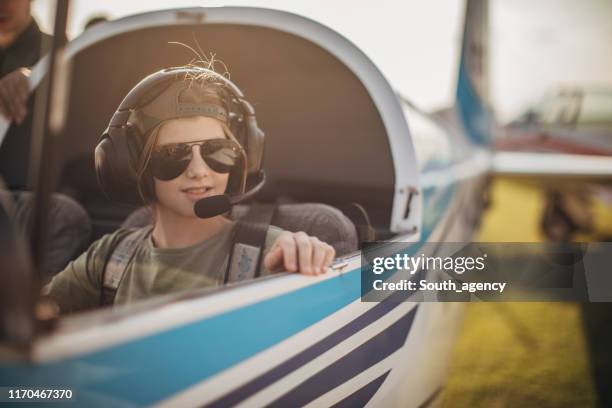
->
xmin=94 ymin=66 xmax=265 ymax=206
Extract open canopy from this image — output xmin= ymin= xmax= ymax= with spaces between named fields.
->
xmin=48 ymin=7 xmax=420 ymax=236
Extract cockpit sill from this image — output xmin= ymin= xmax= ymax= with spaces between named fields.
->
xmin=0 ymin=250 xmax=360 ymax=363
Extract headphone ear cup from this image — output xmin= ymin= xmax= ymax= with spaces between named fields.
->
xmin=236 ymin=98 xmax=265 ymax=175
xmin=244 ymin=116 xmax=265 ymax=174
xmin=94 ymin=125 xmax=144 ymax=205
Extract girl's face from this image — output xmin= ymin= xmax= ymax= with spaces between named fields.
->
xmin=152 ymin=116 xmax=230 ymax=218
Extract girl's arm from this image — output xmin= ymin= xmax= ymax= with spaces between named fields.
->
xmin=43 ymin=230 xmax=129 ymax=314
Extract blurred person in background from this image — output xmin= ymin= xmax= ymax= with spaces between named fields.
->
xmin=0 ymin=1 xmax=91 ymax=278
xmin=0 ymin=0 xmax=50 ymax=189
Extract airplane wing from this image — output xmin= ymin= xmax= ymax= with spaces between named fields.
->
xmin=493 ymin=151 xmax=612 ymax=179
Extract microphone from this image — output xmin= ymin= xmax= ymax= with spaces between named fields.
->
xmin=193 ymin=171 xmax=266 ymax=219
xmin=194 ymin=195 xmax=231 ymax=218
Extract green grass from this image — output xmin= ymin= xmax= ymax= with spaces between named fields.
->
xmin=439 ymin=178 xmax=598 ymax=407
xmin=441 ymin=303 xmax=596 ymax=407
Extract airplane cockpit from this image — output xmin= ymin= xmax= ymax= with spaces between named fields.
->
xmin=1 ymin=7 xmax=424 ymax=324
xmin=56 ymin=10 xmax=416 ymax=245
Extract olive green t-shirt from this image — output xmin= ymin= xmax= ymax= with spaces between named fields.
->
xmin=45 ymin=222 xmax=283 ymax=314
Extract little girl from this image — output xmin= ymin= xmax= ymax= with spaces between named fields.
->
xmin=45 ymin=66 xmax=335 ymax=313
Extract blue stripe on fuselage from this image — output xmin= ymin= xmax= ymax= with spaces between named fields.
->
xmin=2 ymin=270 xmax=363 ymax=405
xmin=422 ymin=184 xmax=456 ymax=238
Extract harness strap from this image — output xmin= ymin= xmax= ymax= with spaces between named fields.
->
xmin=100 ymin=227 xmax=150 ymax=306
xmin=225 ymin=203 xmax=276 ymax=283
xmin=99 ymin=203 xmax=276 ymax=305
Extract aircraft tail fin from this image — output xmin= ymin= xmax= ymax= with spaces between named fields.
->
xmin=456 ymin=0 xmax=494 ymax=146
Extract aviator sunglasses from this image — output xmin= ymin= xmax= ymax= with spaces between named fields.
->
xmin=149 ymin=138 xmax=243 ymax=181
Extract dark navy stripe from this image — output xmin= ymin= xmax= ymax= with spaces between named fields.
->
xmin=418 ymin=386 xmax=443 ymax=408
xmin=266 ymin=307 xmax=417 ymax=407
xmin=331 ymin=370 xmax=390 ymax=408
xmin=205 ymin=291 xmax=415 ymax=407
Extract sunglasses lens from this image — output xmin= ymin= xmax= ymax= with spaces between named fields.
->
xmin=200 ymin=139 xmax=241 ymax=174
xmin=149 ymin=139 xmax=242 ymax=180
xmin=150 ymin=144 xmax=191 ymax=180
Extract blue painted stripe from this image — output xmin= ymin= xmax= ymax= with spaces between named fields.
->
xmin=1 ymin=269 xmax=362 ymax=405
xmin=457 ymin=61 xmax=491 ymax=146
xmin=455 ymin=0 xmax=492 ymax=146
xmin=422 ymin=183 xmax=456 ymax=239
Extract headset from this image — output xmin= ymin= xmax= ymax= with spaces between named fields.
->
xmin=95 ymin=67 xmax=266 ymax=217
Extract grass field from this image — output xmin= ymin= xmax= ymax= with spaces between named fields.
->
xmin=439 ymin=178 xmax=598 ymax=407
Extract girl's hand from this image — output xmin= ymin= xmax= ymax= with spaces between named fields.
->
xmin=264 ymin=231 xmax=335 ymax=275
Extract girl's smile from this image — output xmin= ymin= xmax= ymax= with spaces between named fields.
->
xmin=152 ymin=116 xmax=230 ymax=219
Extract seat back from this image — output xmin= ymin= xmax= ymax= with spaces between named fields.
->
xmin=0 ymin=190 xmax=92 ymax=277
xmin=122 ymin=203 xmax=358 ymax=256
